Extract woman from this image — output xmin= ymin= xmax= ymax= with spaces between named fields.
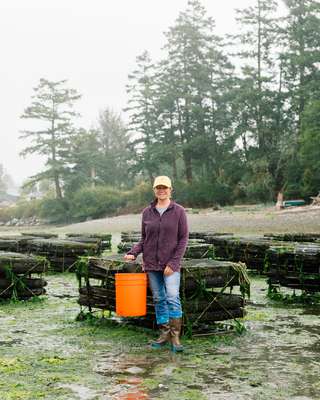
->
xmin=124 ymin=176 xmax=188 ymax=352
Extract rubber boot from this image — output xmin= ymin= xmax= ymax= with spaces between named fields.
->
xmin=170 ymin=318 xmax=184 ymax=353
xmin=151 ymin=322 xmax=171 ymax=349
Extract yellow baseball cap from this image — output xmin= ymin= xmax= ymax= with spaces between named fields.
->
xmin=153 ymin=176 xmax=172 ymax=188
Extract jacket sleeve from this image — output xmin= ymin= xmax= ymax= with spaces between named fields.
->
xmin=167 ymin=208 xmax=189 ymax=271
xmin=126 ymin=213 xmax=146 ymax=258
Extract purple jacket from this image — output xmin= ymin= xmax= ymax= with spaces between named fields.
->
xmin=127 ymin=200 xmax=189 ymax=272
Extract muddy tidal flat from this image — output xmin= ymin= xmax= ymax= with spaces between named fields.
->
xmin=0 ymin=206 xmax=320 ymax=399
xmin=0 ymin=274 xmax=319 ymax=400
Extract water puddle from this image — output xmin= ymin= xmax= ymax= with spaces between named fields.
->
xmin=95 ymin=352 xmax=158 ymax=377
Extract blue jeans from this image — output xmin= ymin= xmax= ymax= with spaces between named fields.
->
xmin=147 ymin=271 xmax=183 ymax=325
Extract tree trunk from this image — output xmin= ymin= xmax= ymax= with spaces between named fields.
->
xmin=257 ymin=0 xmax=264 ymax=152
xmin=169 ymin=113 xmax=178 ymax=181
xmin=297 ymin=10 xmax=306 ymax=136
xmin=51 ymin=114 xmax=63 ymax=199
xmin=172 ymin=158 xmax=177 ymax=181
xmin=54 ymin=173 xmax=62 ymax=199
xmin=90 ymin=167 xmax=96 ymax=188
xmin=183 ymin=150 xmax=193 ymax=183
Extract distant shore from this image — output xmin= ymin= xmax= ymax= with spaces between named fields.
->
xmin=2 ymin=205 xmax=319 ymax=236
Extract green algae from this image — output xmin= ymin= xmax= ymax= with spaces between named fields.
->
xmin=176 ymin=389 xmax=207 ymax=400
xmin=0 ymin=357 xmax=26 ymax=373
xmin=0 ymin=272 xmax=319 ymax=399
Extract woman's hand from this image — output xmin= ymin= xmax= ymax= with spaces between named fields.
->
xmin=164 ymin=265 xmax=174 ymax=276
xmin=124 ymin=254 xmax=135 ymax=261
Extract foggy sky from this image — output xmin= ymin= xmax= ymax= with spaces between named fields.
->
xmin=0 ymin=0 xmax=278 ymax=188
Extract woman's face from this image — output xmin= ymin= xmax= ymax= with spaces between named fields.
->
xmin=154 ymin=185 xmax=171 ymax=201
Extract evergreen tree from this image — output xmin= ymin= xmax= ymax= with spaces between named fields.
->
xmin=65 ymin=128 xmax=101 ymax=193
xmin=233 ymin=0 xmax=291 ymax=198
xmin=20 ymin=78 xmax=81 ymax=199
xmin=299 ymin=100 xmax=320 ymax=196
xmin=234 ymin=0 xmax=279 ymax=153
xmin=125 ymin=51 xmax=160 ymax=184
xmin=160 ymin=0 xmax=236 ymax=183
xmin=97 ymin=108 xmax=131 ymax=187
xmin=0 ymin=164 xmax=8 ymax=195
xmin=204 ymin=41 xmax=235 ymax=180
xmin=162 ymin=0 xmax=212 ymax=182
xmin=282 ymin=0 xmax=320 ymax=135
xmin=152 ymin=59 xmax=180 ymax=181
xmin=280 ymin=0 xmax=320 ymax=196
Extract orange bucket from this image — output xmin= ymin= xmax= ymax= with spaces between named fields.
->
xmin=115 ymin=273 xmax=147 ymax=317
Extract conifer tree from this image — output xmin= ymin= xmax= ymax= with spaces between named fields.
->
xmin=20 ymin=79 xmax=81 ymax=199
xmin=125 ymin=51 xmax=159 ymax=184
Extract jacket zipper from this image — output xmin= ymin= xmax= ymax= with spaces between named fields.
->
xmin=155 ymin=207 xmax=170 ymax=264
xmin=156 ymin=215 xmax=161 ymax=264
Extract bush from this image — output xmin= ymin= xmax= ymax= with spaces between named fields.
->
xmin=240 ymin=161 xmax=274 ymax=202
xmin=70 ymin=186 xmax=127 ymax=221
xmin=125 ymin=182 xmax=153 ymax=211
xmin=0 ymin=199 xmax=42 ymax=222
xmin=174 ymin=179 xmax=233 ymax=207
xmin=0 ymin=206 xmax=16 ymax=222
xmin=39 ymin=198 xmax=70 ymax=223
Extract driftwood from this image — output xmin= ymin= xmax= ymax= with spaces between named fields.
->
xmin=310 ymin=193 xmax=320 ymax=206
